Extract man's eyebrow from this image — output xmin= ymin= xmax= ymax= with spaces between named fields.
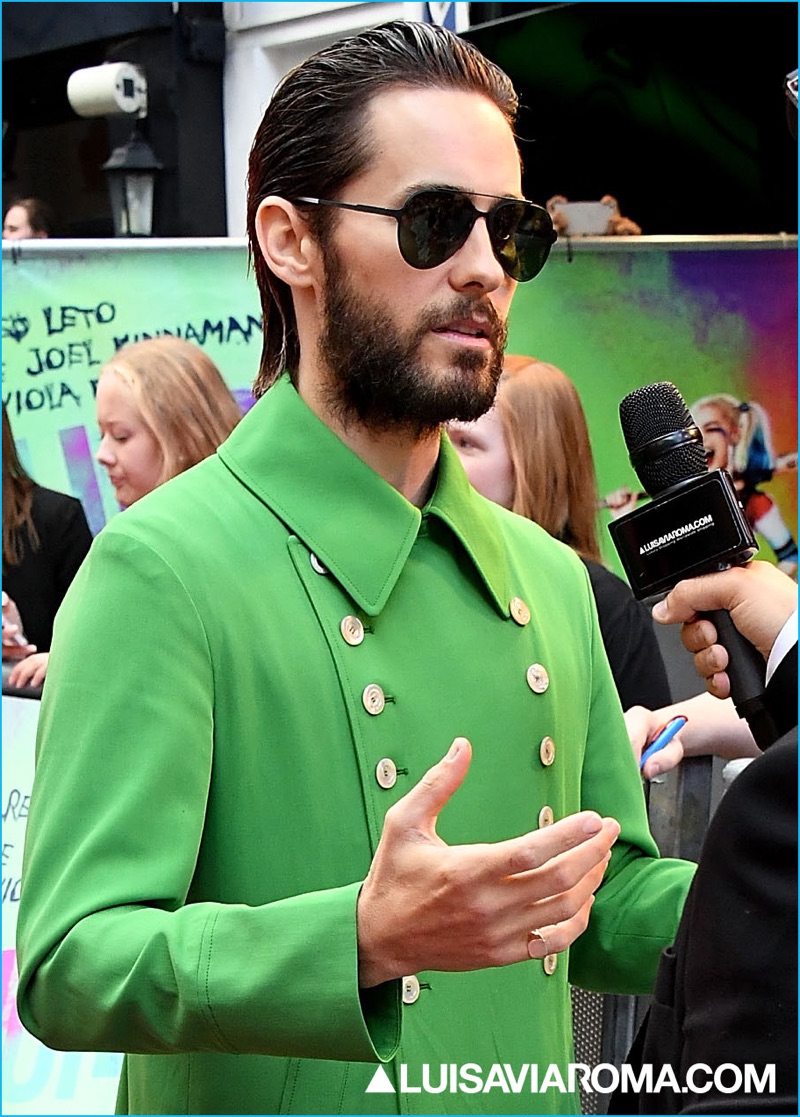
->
xmin=401 ymin=181 xmax=525 ymax=200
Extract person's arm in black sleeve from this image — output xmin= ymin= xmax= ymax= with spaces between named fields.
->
xmin=584 ymin=559 xmax=673 ymax=710
xmin=50 ymin=495 xmax=94 ymax=608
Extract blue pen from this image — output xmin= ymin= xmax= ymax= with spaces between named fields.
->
xmin=639 ymin=715 xmax=688 ymax=770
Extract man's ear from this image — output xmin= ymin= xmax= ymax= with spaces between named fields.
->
xmin=254 ymin=197 xmax=319 ymax=289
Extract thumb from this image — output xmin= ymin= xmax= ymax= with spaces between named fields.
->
xmin=391 ymin=736 xmax=472 ymax=838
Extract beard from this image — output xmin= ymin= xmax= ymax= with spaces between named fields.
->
xmin=317 ymin=244 xmax=508 ymax=437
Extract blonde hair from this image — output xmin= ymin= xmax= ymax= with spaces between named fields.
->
xmin=495 ymin=356 xmax=603 ymax=563
xmin=99 ymin=337 xmax=242 ymax=486
xmin=691 ymin=392 xmax=774 ymax=476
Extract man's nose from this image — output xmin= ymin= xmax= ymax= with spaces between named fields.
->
xmin=447 ymin=213 xmax=508 ymax=294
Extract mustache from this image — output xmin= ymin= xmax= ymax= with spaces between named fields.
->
xmin=419 ymin=296 xmax=506 ymax=350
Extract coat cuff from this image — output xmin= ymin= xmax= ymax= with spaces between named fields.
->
xmin=201 ymin=880 xmax=402 ymax=1062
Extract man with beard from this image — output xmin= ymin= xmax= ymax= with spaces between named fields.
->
xmin=16 ymin=21 xmax=695 ymax=1116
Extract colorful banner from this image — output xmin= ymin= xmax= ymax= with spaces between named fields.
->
xmin=507 ymin=238 xmax=798 ymax=572
xmin=2 ymin=239 xmax=261 ymax=534
xmin=3 ymin=236 xmax=796 ymax=574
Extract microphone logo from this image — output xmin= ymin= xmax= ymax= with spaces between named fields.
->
xmin=608 ymin=381 xmax=757 ymax=601
xmin=638 ymin=514 xmax=714 ymax=555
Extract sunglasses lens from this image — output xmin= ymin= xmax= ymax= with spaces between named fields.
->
xmin=396 ymin=192 xmax=556 ymax=280
xmin=397 ymin=192 xmax=476 ymax=269
xmin=490 ymin=201 xmax=556 ymax=282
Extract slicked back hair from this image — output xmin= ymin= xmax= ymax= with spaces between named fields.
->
xmin=246 ymin=19 xmax=519 ymax=398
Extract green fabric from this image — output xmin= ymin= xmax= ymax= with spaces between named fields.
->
xmin=16 ymin=374 xmax=694 ymax=1114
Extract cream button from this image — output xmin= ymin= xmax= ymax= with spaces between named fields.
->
xmin=538 ymin=805 xmax=554 ymax=829
xmin=340 ymin=615 xmax=365 ymax=646
xmin=309 ymin=553 xmax=328 ymax=575
xmin=543 ymin=954 xmax=558 ymax=976
xmin=362 ymin=684 xmax=386 ymax=716
xmin=526 ymin=663 xmax=550 ymax=694
xmin=539 ymin=736 xmax=556 ymax=767
xmin=510 ymin=597 xmax=531 ymax=626
xmin=401 ymin=975 xmax=421 ymax=1004
xmin=376 ymin=758 xmax=398 ymax=789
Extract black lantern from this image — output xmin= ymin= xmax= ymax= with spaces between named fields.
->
xmin=102 ymin=126 xmax=162 ymax=237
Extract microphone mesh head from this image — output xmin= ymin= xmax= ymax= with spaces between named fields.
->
xmin=619 ymin=381 xmax=708 ymax=496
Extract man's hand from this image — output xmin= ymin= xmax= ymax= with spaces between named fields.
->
xmin=652 ymin=561 xmax=798 ymax=698
xmin=357 ymin=737 xmax=620 ymax=987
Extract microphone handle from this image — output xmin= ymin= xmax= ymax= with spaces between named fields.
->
xmin=706 ymin=608 xmax=781 ymax=750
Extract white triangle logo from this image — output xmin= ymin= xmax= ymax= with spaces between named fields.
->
xmin=366 ymin=1065 xmax=396 ymax=1093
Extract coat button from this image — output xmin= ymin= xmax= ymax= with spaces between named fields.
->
xmin=509 ymin=597 xmax=530 ymax=626
xmin=362 ymin=684 xmax=386 ymax=716
xmin=376 ymin=758 xmax=398 ymax=789
xmin=526 ymin=663 xmax=550 ymax=694
xmin=340 ymin=615 xmax=365 ymax=646
xmin=538 ymin=805 xmax=554 ymax=828
xmin=543 ymin=954 xmax=558 ymax=976
xmin=401 ymin=975 xmax=421 ymax=1004
xmin=309 ymin=553 xmax=328 ymax=575
xmin=539 ymin=736 xmax=556 ymax=767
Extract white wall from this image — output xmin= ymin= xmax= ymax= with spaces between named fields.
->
xmin=221 ymin=2 xmax=470 ymax=234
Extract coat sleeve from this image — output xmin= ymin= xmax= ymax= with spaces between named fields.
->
xmin=15 ymin=527 xmax=400 ymax=1062
xmin=568 ymin=567 xmax=696 ymax=995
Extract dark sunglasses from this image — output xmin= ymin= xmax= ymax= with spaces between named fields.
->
xmin=294 ymin=188 xmax=557 ymax=282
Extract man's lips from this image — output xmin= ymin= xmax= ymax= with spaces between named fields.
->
xmin=432 ymin=318 xmax=492 ymax=343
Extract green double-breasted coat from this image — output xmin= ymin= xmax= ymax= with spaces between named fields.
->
xmin=17 ymin=375 xmax=694 ymax=1114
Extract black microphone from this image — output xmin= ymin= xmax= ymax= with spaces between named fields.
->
xmin=608 ymin=380 xmax=780 ymax=750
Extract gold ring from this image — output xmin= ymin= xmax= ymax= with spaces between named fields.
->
xmin=527 ymin=928 xmax=550 ymax=959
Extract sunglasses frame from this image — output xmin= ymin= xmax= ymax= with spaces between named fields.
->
xmin=293 ymin=188 xmax=557 ymax=282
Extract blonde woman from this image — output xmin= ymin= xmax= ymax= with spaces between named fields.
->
xmin=95 ymin=336 xmax=243 ymax=509
xmin=8 ymin=337 xmax=241 ymax=688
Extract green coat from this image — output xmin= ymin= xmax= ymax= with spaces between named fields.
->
xmin=17 ymin=374 xmax=694 ymax=1115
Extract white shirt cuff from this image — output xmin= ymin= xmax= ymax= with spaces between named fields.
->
xmin=766 ymin=609 xmax=798 ymax=683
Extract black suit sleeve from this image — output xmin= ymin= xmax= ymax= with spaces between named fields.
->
xmin=615 ymin=731 xmax=798 ymax=1114
xmin=765 ymin=643 xmax=798 ymax=738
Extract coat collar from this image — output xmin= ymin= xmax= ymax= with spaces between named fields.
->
xmin=218 ymin=374 xmax=511 ymax=618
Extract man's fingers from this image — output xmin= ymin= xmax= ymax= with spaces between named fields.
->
xmin=497 ymin=814 xmax=619 ymax=881
xmin=690 ymin=644 xmax=729 ymax=680
xmin=653 ymin=573 xmax=732 ymax=625
xmin=525 ymin=893 xmax=596 ymax=960
xmin=654 ymin=563 xmax=797 ymax=660
xmin=706 ymin=672 xmax=732 ymax=701
xmin=384 ymin=736 xmax=472 ymax=838
xmin=680 ymin=618 xmax=720 ymax=655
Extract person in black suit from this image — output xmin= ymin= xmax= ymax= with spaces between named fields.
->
xmin=612 ymin=560 xmax=797 ymax=1115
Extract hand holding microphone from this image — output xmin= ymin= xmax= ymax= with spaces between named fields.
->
xmin=608 ymin=381 xmax=781 ymax=749
xmin=652 ymin=562 xmax=798 ymax=699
